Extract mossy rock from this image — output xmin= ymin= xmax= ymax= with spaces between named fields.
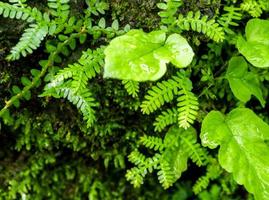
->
xmin=110 ymin=0 xmax=161 ymax=30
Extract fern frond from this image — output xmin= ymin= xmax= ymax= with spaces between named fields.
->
xmin=177 ymin=11 xmax=225 ymax=42
xmin=177 ymin=90 xmax=198 ymax=129
xmin=240 ymin=0 xmax=264 ymax=17
xmin=7 ymin=23 xmax=48 ymax=60
xmin=140 ymin=135 xmax=165 ymax=151
xmin=157 ymin=160 xmax=175 ymax=189
xmin=141 ymin=72 xmax=191 ymax=114
xmin=193 ymin=174 xmax=210 ymax=194
xmin=125 ymin=167 xmax=145 ymax=188
xmin=218 ymin=6 xmax=242 ymax=35
xmin=126 ymin=154 xmax=161 ymax=187
xmin=56 ymin=82 xmax=97 ymax=127
xmin=157 ymin=0 xmax=182 ymax=25
xmin=193 ymin=161 xmax=222 ymax=194
xmin=154 ymin=108 xmax=178 ymax=132
xmin=46 ymin=48 xmax=104 ymax=89
xmin=9 ymin=0 xmax=27 ymax=7
xmin=122 ymin=80 xmax=139 ymax=98
xmin=179 ymin=131 xmax=207 ymax=166
xmin=0 ymin=2 xmax=44 ymax=22
xmin=47 ymin=0 xmax=70 ymax=17
xmin=128 ymin=150 xmax=147 ymax=166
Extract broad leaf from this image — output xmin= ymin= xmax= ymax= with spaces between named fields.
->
xmin=201 ymin=108 xmax=269 ymax=200
xmin=226 ymin=56 xmax=265 ymax=106
xmin=237 ymin=19 xmax=269 ymax=68
xmin=164 ymin=126 xmax=195 ymax=180
xmin=104 ymin=30 xmax=194 ymax=81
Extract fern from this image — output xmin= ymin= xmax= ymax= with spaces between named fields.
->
xmin=0 ymin=2 xmax=44 ymax=22
xmin=126 ymin=126 xmax=206 ymax=189
xmin=56 ymin=82 xmax=97 ymax=127
xmin=141 ymin=72 xmax=191 ymax=114
xmin=154 ymin=108 xmax=178 ymax=132
xmin=157 ymin=160 xmax=175 ymax=189
xmin=177 ymin=11 xmax=225 ymax=42
xmin=177 ymin=89 xmax=198 ymax=129
xmin=240 ymin=0 xmax=269 ymax=17
xmin=122 ymin=80 xmax=139 ymax=98
xmin=218 ymin=6 xmax=242 ymax=35
xmin=47 ymin=0 xmax=70 ymax=17
xmin=142 ymin=71 xmax=199 ymax=129
xmin=139 ymin=135 xmax=165 ymax=151
xmin=157 ymin=0 xmax=182 ymax=25
xmin=0 ymin=2 xmax=52 ymax=60
xmin=179 ymin=131 xmax=208 ymax=166
xmin=128 ymin=150 xmax=147 ymax=166
xmin=193 ymin=160 xmax=222 ymax=194
xmin=8 ymin=0 xmax=27 ymax=7
xmin=7 ymin=24 xmax=48 ymax=60
xmin=126 ymin=154 xmax=161 ymax=187
xmin=43 ymin=48 xmax=104 ymax=127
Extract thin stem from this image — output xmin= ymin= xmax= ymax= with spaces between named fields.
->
xmin=0 ymin=31 xmax=85 ymax=118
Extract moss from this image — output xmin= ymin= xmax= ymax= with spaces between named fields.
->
xmin=110 ymin=0 xmax=161 ymax=30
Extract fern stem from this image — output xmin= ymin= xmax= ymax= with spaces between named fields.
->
xmin=0 ymin=31 xmax=85 ymax=118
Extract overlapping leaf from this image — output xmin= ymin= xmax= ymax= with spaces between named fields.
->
xmin=226 ymin=56 xmax=265 ymax=106
xmin=201 ymin=108 xmax=269 ymax=200
xmin=237 ymin=19 xmax=269 ymax=68
xmin=104 ymin=30 xmax=194 ymax=81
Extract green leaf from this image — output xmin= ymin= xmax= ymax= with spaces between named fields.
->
xmin=201 ymin=108 xmax=269 ymax=200
xmin=237 ymin=19 xmax=269 ymax=68
xmin=226 ymin=56 xmax=265 ymax=106
xmin=104 ymin=30 xmax=194 ymax=81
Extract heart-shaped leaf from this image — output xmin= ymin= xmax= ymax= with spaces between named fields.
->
xmin=226 ymin=56 xmax=265 ymax=106
xmin=237 ymin=19 xmax=269 ymax=68
xmin=104 ymin=30 xmax=194 ymax=81
xmin=201 ymin=108 xmax=269 ymax=200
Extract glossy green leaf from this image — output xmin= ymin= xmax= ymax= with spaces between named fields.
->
xmin=201 ymin=108 xmax=269 ymax=200
xmin=237 ymin=19 xmax=269 ymax=68
xmin=226 ymin=56 xmax=265 ymax=106
xmin=163 ymin=126 xmax=190 ymax=180
xmin=104 ymin=30 xmax=194 ymax=81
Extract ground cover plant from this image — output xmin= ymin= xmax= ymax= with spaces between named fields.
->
xmin=0 ymin=0 xmax=269 ymax=199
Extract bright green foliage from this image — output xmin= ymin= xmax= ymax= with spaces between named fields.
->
xmin=154 ymin=108 xmax=178 ymax=132
xmin=104 ymin=30 xmax=194 ymax=81
xmin=1 ymin=0 xmax=269 ymax=199
xmin=141 ymin=71 xmax=198 ymax=129
xmin=218 ymin=6 xmax=242 ymax=35
xmin=42 ymin=48 xmax=104 ymax=127
xmin=237 ymin=18 xmax=269 ymax=68
xmin=193 ymin=159 xmax=222 ymax=194
xmin=127 ymin=126 xmax=208 ymax=189
xmin=226 ymin=56 xmax=265 ymax=106
xmin=201 ymin=108 xmax=269 ymax=200
xmin=122 ymin=80 xmax=139 ymax=97
xmin=177 ymin=83 xmax=199 ymax=129
xmin=157 ymin=0 xmax=182 ymax=25
xmin=240 ymin=0 xmax=269 ymax=17
xmin=8 ymin=24 xmax=48 ymax=60
xmin=177 ymin=11 xmax=225 ymax=42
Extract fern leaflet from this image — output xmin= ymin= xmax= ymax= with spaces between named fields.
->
xmin=177 ymin=89 xmax=198 ymax=129
xmin=157 ymin=160 xmax=175 ymax=189
xmin=154 ymin=108 xmax=178 ymax=132
xmin=122 ymin=80 xmax=139 ymax=98
xmin=177 ymin=11 xmax=225 ymax=42
xmin=157 ymin=0 xmax=182 ymax=25
xmin=140 ymin=135 xmax=165 ymax=151
xmin=179 ymin=131 xmax=208 ymax=166
xmin=218 ymin=6 xmax=242 ymax=35
xmin=7 ymin=24 xmax=48 ymax=60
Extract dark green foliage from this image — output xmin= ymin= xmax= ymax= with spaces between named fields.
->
xmin=1 ymin=0 xmax=269 ymax=199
